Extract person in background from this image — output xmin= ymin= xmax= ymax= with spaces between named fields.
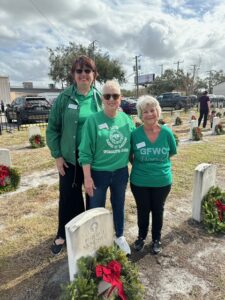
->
xmin=46 ymin=55 xmax=102 ymax=255
xmin=130 ymin=95 xmax=177 ymax=254
xmin=1 ymin=100 xmax=5 ymax=113
xmin=198 ymin=91 xmax=211 ymax=128
xmin=79 ymin=80 xmax=135 ymax=255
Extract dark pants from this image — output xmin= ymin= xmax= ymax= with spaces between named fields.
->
xmin=89 ymin=167 xmax=129 ymax=237
xmin=198 ymin=110 xmax=209 ymax=128
xmin=130 ymin=183 xmax=171 ymax=241
xmin=57 ymin=161 xmax=85 ymax=240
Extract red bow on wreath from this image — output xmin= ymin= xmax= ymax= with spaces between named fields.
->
xmin=96 ymin=260 xmax=127 ymax=300
xmin=34 ymin=135 xmax=41 ymax=144
xmin=215 ymin=200 xmax=225 ymax=222
xmin=0 ymin=165 xmax=10 ymax=187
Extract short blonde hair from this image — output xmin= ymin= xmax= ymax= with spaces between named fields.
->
xmin=102 ymin=80 xmax=121 ymax=94
xmin=136 ymin=95 xmax=162 ymax=119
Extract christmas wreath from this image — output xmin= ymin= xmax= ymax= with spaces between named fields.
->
xmin=174 ymin=116 xmax=182 ymax=126
xmin=63 ymin=246 xmax=144 ymax=300
xmin=158 ymin=119 xmax=166 ymax=125
xmin=192 ymin=127 xmax=203 ymax=141
xmin=0 ymin=165 xmax=21 ymax=194
xmin=216 ymin=112 xmax=222 ymax=118
xmin=202 ymin=186 xmax=225 ymax=234
xmin=215 ymin=123 xmax=225 ymax=135
xmin=29 ymin=134 xmax=45 ymax=148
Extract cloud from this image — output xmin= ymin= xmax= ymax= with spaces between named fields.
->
xmin=0 ymin=0 xmax=225 ymax=89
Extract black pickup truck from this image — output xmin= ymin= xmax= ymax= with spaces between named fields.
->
xmin=157 ymin=92 xmax=191 ymax=110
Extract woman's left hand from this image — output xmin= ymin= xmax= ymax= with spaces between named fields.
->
xmin=84 ymin=176 xmax=96 ymax=197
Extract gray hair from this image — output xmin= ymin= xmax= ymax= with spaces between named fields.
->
xmin=102 ymin=80 xmax=121 ymax=94
xmin=136 ymin=95 xmax=162 ymax=119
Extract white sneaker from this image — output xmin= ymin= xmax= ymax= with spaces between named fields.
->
xmin=114 ymin=236 xmax=131 ymax=255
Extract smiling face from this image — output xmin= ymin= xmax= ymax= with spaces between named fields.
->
xmin=141 ymin=105 xmax=159 ymax=126
xmin=73 ymin=64 xmax=95 ymax=90
xmin=102 ymin=85 xmax=121 ymax=115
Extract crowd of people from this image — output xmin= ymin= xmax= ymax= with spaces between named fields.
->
xmin=46 ymin=55 xmax=177 ymax=256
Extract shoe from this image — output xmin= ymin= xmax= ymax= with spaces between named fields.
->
xmin=114 ymin=236 xmax=131 ymax=256
xmin=134 ymin=237 xmax=145 ymax=251
xmin=50 ymin=239 xmax=65 ymax=255
xmin=151 ymin=240 xmax=162 ymax=255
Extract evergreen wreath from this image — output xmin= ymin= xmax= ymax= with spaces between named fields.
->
xmin=216 ymin=112 xmax=222 ymax=118
xmin=29 ymin=134 xmax=45 ymax=148
xmin=192 ymin=127 xmax=203 ymax=141
xmin=158 ymin=119 xmax=166 ymax=125
xmin=202 ymin=186 xmax=225 ymax=234
xmin=62 ymin=246 xmax=144 ymax=300
xmin=174 ymin=116 xmax=182 ymax=126
xmin=0 ymin=165 xmax=21 ymax=194
xmin=215 ymin=123 xmax=225 ymax=135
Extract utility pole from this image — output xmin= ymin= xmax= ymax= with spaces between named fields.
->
xmin=190 ymin=64 xmax=199 ymax=94
xmin=159 ymin=64 xmax=164 ymax=77
xmin=174 ymin=60 xmax=184 ymax=72
xmin=90 ymin=40 xmax=98 ymax=61
xmin=134 ymin=55 xmax=141 ymax=98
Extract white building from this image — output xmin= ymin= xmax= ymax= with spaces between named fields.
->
xmin=0 ymin=76 xmax=11 ymax=104
xmin=213 ymin=82 xmax=225 ymax=96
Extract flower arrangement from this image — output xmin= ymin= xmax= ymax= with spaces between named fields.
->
xmin=192 ymin=127 xmax=203 ymax=141
xmin=202 ymin=186 xmax=225 ymax=234
xmin=174 ymin=116 xmax=182 ymax=126
xmin=0 ymin=165 xmax=21 ymax=194
xmin=215 ymin=123 xmax=225 ymax=135
xmin=29 ymin=134 xmax=45 ymax=148
xmin=63 ymin=246 xmax=144 ymax=300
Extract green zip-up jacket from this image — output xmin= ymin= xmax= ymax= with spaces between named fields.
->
xmin=46 ymin=84 xmax=102 ymax=165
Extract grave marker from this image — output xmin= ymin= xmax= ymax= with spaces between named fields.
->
xmin=212 ymin=117 xmax=220 ymax=135
xmin=0 ymin=148 xmax=11 ymax=167
xmin=192 ymin=163 xmax=216 ymax=222
xmin=65 ymin=208 xmax=114 ymax=281
xmin=190 ymin=119 xmax=198 ymax=139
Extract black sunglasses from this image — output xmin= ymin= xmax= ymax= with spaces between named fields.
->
xmin=103 ymin=94 xmax=120 ymax=100
xmin=75 ymin=69 xmax=93 ymax=74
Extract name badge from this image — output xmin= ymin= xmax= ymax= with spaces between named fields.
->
xmin=68 ymin=104 xmax=78 ymax=109
xmin=136 ymin=142 xmax=146 ymax=149
xmin=98 ymin=123 xmax=109 ymax=130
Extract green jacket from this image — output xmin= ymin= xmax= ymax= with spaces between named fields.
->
xmin=46 ymin=84 xmax=102 ymax=165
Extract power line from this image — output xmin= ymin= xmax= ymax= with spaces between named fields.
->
xmin=28 ymin=0 xmax=66 ymax=44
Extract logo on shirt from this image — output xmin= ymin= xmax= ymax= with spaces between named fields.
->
xmin=106 ymin=126 xmax=127 ymax=149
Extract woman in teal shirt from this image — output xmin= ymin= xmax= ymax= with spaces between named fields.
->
xmin=130 ymin=95 xmax=177 ymax=254
xmin=79 ymin=80 xmax=135 ymax=255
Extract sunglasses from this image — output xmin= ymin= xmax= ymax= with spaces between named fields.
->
xmin=75 ymin=69 xmax=93 ymax=74
xmin=103 ymin=94 xmax=120 ymax=100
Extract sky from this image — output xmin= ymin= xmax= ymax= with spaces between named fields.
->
xmin=0 ymin=0 xmax=225 ymax=90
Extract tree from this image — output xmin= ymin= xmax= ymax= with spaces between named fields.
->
xmin=48 ymin=43 xmax=126 ymax=87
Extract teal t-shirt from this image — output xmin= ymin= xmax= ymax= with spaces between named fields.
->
xmin=76 ymin=87 xmax=100 ymax=147
xmin=79 ymin=111 xmax=135 ymax=171
xmin=130 ymin=125 xmax=177 ymax=187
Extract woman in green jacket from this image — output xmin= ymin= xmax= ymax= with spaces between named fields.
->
xmin=46 ymin=55 xmax=101 ymax=254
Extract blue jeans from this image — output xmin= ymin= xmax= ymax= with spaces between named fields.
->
xmin=89 ymin=167 xmax=129 ymax=237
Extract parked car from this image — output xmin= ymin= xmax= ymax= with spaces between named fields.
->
xmin=5 ymin=96 xmax=51 ymax=124
xmin=120 ymin=98 xmax=137 ymax=115
xmin=157 ymin=92 xmax=191 ymax=110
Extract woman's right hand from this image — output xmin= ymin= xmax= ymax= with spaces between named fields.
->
xmin=56 ymin=157 xmax=68 ymax=176
xmin=84 ymin=176 xmax=96 ymax=197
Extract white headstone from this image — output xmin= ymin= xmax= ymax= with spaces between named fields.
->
xmin=28 ymin=126 xmax=41 ymax=139
xmin=192 ymin=163 xmax=216 ymax=222
xmin=211 ymin=117 xmax=220 ymax=135
xmin=189 ymin=110 xmax=197 ymax=122
xmin=65 ymin=208 xmax=114 ymax=281
xmin=190 ymin=120 xmax=198 ymax=139
xmin=0 ymin=148 xmax=11 ymax=167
